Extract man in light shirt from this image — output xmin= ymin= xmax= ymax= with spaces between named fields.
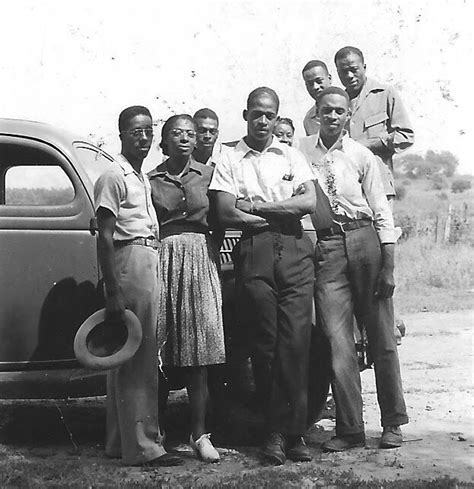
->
xmin=94 ymin=106 xmax=182 ymax=467
xmin=334 ymin=46 xmax=414 ymax=200
xmin=210 ymin=87 xmax=316 ymax=465
xmin=302 ymin=60 xmax=332 ymax=136
xmin=299 ymin=87 xmax=408 ymax=452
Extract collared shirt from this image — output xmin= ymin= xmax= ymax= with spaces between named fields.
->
xmin=204 ymin=142 xmax=234 ymax=167
xmin=347 ymin=77 xmax=414 ymax=195
xmin=94 ymin=154 xmax=159 ymax=241
xmin=303 ymin=103 xmax=320 ymax=136
xmin=299 ymin=133 xmax=396 ymax=243
xmin=148 ymin=157 xmax=214 ymax=231
xmin=209 ymin=136 xmax=314 ymax=203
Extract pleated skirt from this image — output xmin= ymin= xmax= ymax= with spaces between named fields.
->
xmin=157 ymin=232 xmax=226 ymax=367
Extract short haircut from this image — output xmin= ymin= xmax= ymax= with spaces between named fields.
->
xmin=316 ymin=86 xmax=350 ymax=105
xmin=159 ymin=114 xmax=196 ymax=156
xmin=118 ymin=105 xmax=152 ymax=132
xmin=193 ymin=108 xmax=219 ymax=125
xmin=275 ymin=117 xmax=295 ymax=133
xmin=247 ymin=87 xmax=280 ymax=111
xmin=302 ymin=60 xmax=329 ymax=75
xmin=334 ymin=46 xmax=365 ymax=65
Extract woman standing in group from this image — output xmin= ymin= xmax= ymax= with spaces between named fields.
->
xmin=148 ymin=114 xmax=225 ymax=463
xmin=273 ymin=117 xmax=295 ymax=146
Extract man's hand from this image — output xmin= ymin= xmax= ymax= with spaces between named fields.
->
xmin=236 ymin=198 xmax=252 ymax=214
xmin=374 ymin=266 xmax=395 ymax=299
xmin=105 ymin=289 xmax=126 ymax=323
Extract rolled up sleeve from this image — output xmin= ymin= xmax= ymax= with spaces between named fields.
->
xmin=387 ymin=86 xmax=415 ymax=154
xmin=93 ymin=169 xmax=125 ymax=216
xmin=209 ymin=153 xmax=237 ymax=196
xmin=360 ymin=149 xmax=396 ymax=243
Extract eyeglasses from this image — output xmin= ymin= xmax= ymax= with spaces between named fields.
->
xmin=169 ymin=129 xmax=197 ymax=139
xmin=197 ymin=128 xmax=219 ymax=136
xmin=122 ymin=128 xmax=154 ymax=138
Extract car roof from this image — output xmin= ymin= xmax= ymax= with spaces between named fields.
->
xmin=0 ymin=118 xmax=91 ymax=157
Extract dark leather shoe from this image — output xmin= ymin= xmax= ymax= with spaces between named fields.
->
xmin=143 ymin=452 xmax=184 ymax=467
xmin=321 ymin=433 xmax=365 ymax=452
xmin=380 ymin=426 xmax=403 ymax=449
xmin=286 ymin=436 xmax=312 ymax=462
xmin=261 ymin=432 xmax=286 ymax=465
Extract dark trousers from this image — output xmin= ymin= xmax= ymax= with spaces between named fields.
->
xmin=233 ymin=228 xmax=314 ymax=436
xmin=314 ymin=224 xmax=408 ymax=436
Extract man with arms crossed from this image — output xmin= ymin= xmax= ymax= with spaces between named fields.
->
xmin=94 ymin=106 xmax=182 ymax=466
xmin=302 ymin=60 xmax=332 ymax=136
xmin=210 ymin=87 xmax=316 ymax=465
xmin=299 ymin=87 xmax=408 ymax=451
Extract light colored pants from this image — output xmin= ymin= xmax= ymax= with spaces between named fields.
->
xmin=105 ymin=244 xmax=165 ymax=465
xmin=314 ymin=225 xmax=408 ymax=436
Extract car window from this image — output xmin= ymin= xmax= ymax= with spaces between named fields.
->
xmin=5 ymin=165 xmax=74 ymax=205
xmin=74 ymin=143 xmax=114 ymax=185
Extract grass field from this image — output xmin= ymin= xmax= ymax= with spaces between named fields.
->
xmin=392 ymin=175 xmax=474 ymax=314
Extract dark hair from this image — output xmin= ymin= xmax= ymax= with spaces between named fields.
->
xmin=247 ymin=87 xmax=280 ymax=111
xmin=302 ymin=60 xmax=329 ymax=75
xmin=334 ymin=46 xmax=365 ymax=65
xmin=159 ymin=114 xmax=196 ymax=156
xmin=118 ymin=105 xmax=152 ymax=132
xmin=275 ymin=117 xmax=295 ymax=133
xmin=193 ymin=108 xmax=219 ymax=125
xmin=316 ymin=86 xmax=350 ymax=105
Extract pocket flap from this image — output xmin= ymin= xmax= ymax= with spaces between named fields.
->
xmin=364 ymin=112 xmax=388 ymax=128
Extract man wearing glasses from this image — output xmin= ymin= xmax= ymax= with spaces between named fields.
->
xmin=94 ymin=106 xmax=182 ymax=467
xmin=210 ymin=87 xmax=316 ymax=465
xmin=192 ymin=108 xmax=233 ymax=167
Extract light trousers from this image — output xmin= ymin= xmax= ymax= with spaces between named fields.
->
xmin=105 ymin=244 xmax=165 ymax=465
xmin=314 ymin=225 xmax=408 ymax=436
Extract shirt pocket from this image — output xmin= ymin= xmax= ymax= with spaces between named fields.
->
xmin=364 ymin=112 xmax=388 ymax=138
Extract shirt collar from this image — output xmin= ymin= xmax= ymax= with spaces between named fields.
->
xmin=316 ymin=130 xmax=348 ymax=153
xmin=116 ymin=154 xmax=139 ymax=176
xmin=235 ymin=136 xmax=285 ymax=162
xmin=308 ymin=103 xmax=319 ymax=120
xmin=148 ymin=156 xmax=203 ymax=179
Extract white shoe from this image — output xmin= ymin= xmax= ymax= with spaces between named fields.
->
xmin=190 ymin=433 xmax=220 ymax=463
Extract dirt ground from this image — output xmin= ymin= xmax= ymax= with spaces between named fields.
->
xmin=0 ymin=310 xmax=472 ymax=488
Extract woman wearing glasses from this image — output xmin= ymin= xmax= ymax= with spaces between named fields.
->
xmin=148 ymin=114 xmax=225 ymax=463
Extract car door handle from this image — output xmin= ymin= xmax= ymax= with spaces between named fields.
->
xmin=89 ymin=217 xmax=98 ymax=236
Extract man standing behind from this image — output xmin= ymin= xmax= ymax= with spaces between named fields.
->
xmin=302 ymin=60 xmax=332 ymax=136
xmin=193 ymin=108 xmax=232 ymax=167
xmin=300 ymin=87 xmax=408 ymax=452
xmin=334 ymin=46 xmax=414 ymax=199
xmin=210 ymin=87 xmax=316 ymax=465
xmin=94 ymin=106 xmax=182 ymax=467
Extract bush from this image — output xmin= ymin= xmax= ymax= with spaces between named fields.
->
xmin=430 ymin=174 xmax=448 ymax=190
xmin=451 ymin=179 xmax=472 ymax=193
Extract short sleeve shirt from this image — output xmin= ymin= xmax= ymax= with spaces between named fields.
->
xmin=93 ymin=154 xmax=159 ymax=241
xmin=209 ymin=137 xmax=314 ymax=203
xmin=148 ymin=158 xmax=214 ymax=230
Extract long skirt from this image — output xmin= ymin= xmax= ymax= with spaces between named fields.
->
xmin=157 ymin=232 xmax=226 ymax=367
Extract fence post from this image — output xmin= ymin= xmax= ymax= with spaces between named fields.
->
xmin=444 ymin=204 xmax=452 ymax=244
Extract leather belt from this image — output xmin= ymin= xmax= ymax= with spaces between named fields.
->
xmin=316 ymin=219 xmax=372 ymax=240
xmin=114 ymin=236 xmax=159 ymax=250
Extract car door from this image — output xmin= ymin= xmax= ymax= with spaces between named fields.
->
xmin=0 ymin=135 xmax=103 ymax=370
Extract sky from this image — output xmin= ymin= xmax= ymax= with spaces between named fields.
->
xmin=1 ymin=0 xmax=471 ymax=173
